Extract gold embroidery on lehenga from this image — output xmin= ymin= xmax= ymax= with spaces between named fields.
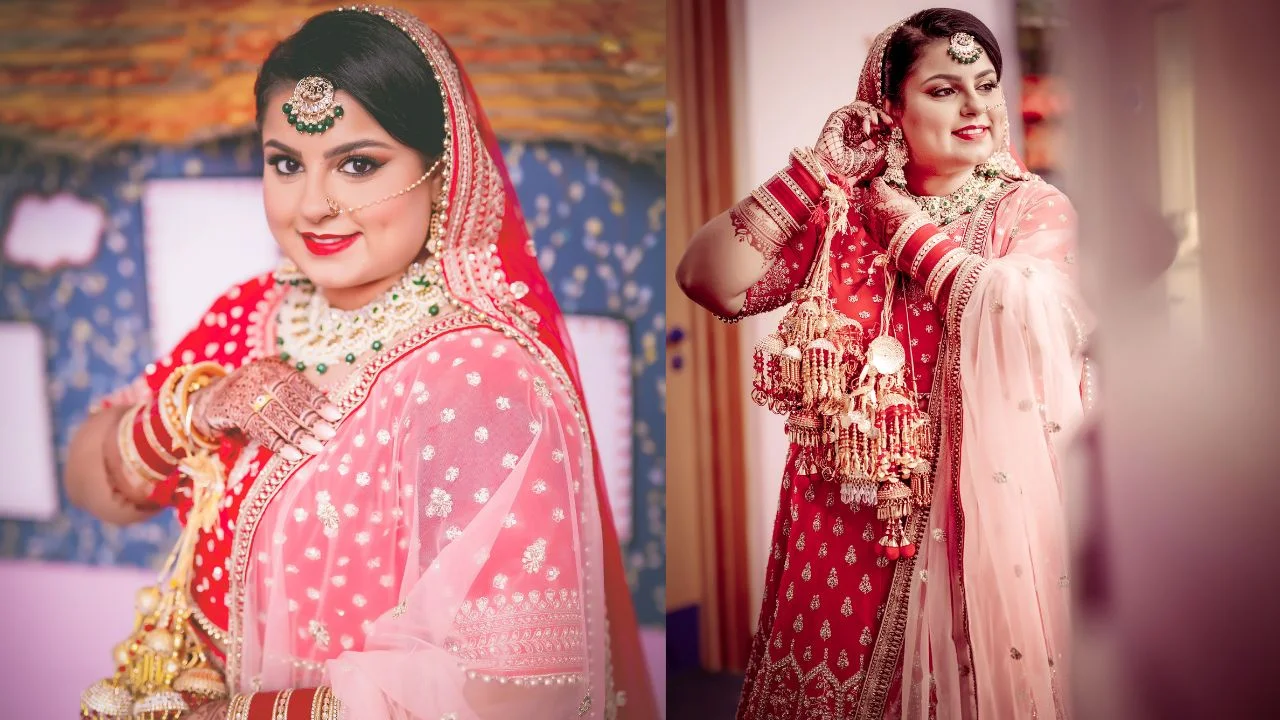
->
xmin=738 ymin=640 xmax=870 ymax=720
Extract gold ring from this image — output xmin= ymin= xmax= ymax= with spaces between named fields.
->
xmin=324 ymin=195 xmax=342 ymax=216
xmin=250 ymin=394 xmax=272 ymax=413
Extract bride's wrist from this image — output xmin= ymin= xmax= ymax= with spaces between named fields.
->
xmin=731 ymin=150 xmax=827 ymax=258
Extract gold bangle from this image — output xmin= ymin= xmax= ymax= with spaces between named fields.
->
xmin=139 ymin=399 xmax=182 ymax=466
xmin=946 ymin=255 xmax=987 ymax=307
xmin=886 ymin=211 xmax=928 ymax=263
xmin=731 ymin=196 xmax=789 ymax=258
xmin=908 ymin=232 xmax=951 ymax=278
xmin=791 ymin=147 xmax=827 ymax=188
xmin=777 ymin=170 xmax=817 ymax=210
xmin=926 ymin=248 xmax=970 ymax=301
xmin=158 ymin=367 xmax=194 ymax=454
xmin=314 ymin=686 xmax=341 ymax=720
xmin=926 ymin=250 xmax=965 ymax=300
xmin=117 ymin=404 xmax=166 ymax=484
xmin=175 ymin=362 xmax=228 ymax=451
xmin=227 ymin=693 xmax=251 ymax=720
xmin=272 ymin=689 xmax=294 ymax=720
xmin=750 ymin=185 xmax=801 ymax=237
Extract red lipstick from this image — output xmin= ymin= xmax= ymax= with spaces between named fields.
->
xmin=953 ymin=125 xmax=989 ymax=140
xmin=301 ymin=232 xmax=361 ymax=256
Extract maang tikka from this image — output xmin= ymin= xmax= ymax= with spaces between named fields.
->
xmin=282 ymin=76 xmax=345 ymax=135
xmin=947 ymin=32 xmax=983 ymax=64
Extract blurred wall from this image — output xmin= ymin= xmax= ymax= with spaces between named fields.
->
xmin=1063 ymin=0 xmax=1280 ymax=717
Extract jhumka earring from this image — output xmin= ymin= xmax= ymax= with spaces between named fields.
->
xmin=948 ymin=32 xmax=983 ymax=64
xmin=282 ymin=76 xmax=345 ymax=135
xmin=884 ymin=126 xmax=908 ymax=188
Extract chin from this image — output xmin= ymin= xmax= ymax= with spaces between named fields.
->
xmin=300 ymin=265 xmax=373 ymax=293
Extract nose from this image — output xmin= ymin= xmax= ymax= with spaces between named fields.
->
xmin=299 ymin=172 xmax=338 ymax=223
xmin=960 ymin=90 xmax=988 ymax=118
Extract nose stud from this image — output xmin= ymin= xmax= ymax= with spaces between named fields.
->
xmin=324 ymin=195 xmax=341 ymax=217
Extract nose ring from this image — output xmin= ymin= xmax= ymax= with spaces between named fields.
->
xmin=324 ymin=195 xmax=341 ymax=217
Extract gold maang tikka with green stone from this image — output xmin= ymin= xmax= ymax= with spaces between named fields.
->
xmin=282 ymin=76 xmax=345 ymax=135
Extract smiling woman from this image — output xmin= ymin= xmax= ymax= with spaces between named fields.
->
xmin=65 ymin=6 xmax=654 ymax=720
xmin=253 ymin=12 xmax=445 ymax=314
xmin=676 ymin=7 xmax=1089 ymax=719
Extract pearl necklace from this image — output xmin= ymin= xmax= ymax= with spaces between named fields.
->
xmin=906 ymin=173 xmax=1005 ymax=227
xmin=274 ymin=261 xmax=449 ymax=374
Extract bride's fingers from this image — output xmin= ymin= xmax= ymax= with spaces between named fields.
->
xmin=241 ymin=412 xmax=303 ymax=462
xmin=281 ymin=374 xmax=341 ymax=422
xmin=259 ymin=401 xmax=322 ymax=455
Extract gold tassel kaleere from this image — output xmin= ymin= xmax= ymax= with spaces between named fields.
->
xmin=81 ymin=445 xmax=230 ymax=719
xmin=748 ymin=167 xmax=934 ymax=561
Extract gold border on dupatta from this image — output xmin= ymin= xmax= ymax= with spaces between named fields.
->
xmin=853 ymin=180 xmax=1022 ymax=719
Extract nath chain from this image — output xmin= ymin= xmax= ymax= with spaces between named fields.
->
xmin=326 ymin=155 xmax=444 ymax=217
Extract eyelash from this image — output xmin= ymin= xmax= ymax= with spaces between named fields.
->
xmin=265 ymin=154 xmax=384 ymax=177
xmin=930 ymin=81 xmax=999 ymax=98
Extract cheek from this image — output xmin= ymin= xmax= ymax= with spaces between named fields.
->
xmin=262 ymin=181 xmax=295 ymax=229
xmin=362 ymin=199 xmax=432 ymax=256
xmin=990 ymin=112 xmax=1008 ymax=146
xmin=905 ymin=109 xmax=952 ymax=152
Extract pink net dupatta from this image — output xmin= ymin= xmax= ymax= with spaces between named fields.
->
xmin=899 ymin=184 xmax=1090 ymax=719
xmin=227 ymin=7 xmax=654 ymax=718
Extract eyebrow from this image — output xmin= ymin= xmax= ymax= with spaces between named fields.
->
xmin=922 ymin=69 xmax=997 ymax=84
xmin=262 ymin=139 xmax=395 ymax=159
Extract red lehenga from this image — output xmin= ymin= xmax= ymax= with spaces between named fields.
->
xmin=727 ymin=18 xmax=1090 ymax=720
xmin=83 ymin=6 xmax=654 ymax=720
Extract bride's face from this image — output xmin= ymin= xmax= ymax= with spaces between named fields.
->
xmin=888 ymin=39 xmax=1005 ymax=177
xmin=260 ymin=88 xmax=442 ymax=300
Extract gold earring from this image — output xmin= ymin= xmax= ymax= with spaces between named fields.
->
xmin=884 ymin=127 xmax=908 ymax=187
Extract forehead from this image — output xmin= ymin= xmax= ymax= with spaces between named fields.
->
xmin=907 ymin=38 xmax=997 ymax=83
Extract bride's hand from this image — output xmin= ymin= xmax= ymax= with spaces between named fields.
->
xmin=183 ymin=699 xmax=229 ymax=719
xmin=815 ymin=100 xmax=893 ymax=179
xmin=861 ymin=177 xmax=924 ymax=249
xmin=190 ymin=359 xmax=341 ymax=461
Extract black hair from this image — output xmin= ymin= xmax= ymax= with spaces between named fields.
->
xmin=883 ymin=8 xmax=1003 ymax=105
xmin=254 ymin=11 xmax=446 ymax=161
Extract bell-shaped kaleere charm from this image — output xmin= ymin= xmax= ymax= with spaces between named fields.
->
xmin=802 ymin=336 xmax=842 ymax=411
xmin=81 ymin=679 xmax=133 ymax=719
xmin=786 ymin=410 xmax=834 ymax=475
xmin=82 ymin=447 xmax=231 ymax=720
xmin=791 ymin=292 xmax=824 ymax=346
xmin=132 ymin=690 xmax=189 ymax=719
xmin=777 ymin=344 xmax=804 ymax=408
xmin=875 ymin=480 xmax=915 ymax=559
xmin=173 ymin=667 xmax=228 ymax=701
xmin=876 ymin=516 xmax=916 ymax=560
xmin=834 ymin=391 xmax=877 ymax=508
xmin=751 ymin=331 xmax=787 ymax=410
